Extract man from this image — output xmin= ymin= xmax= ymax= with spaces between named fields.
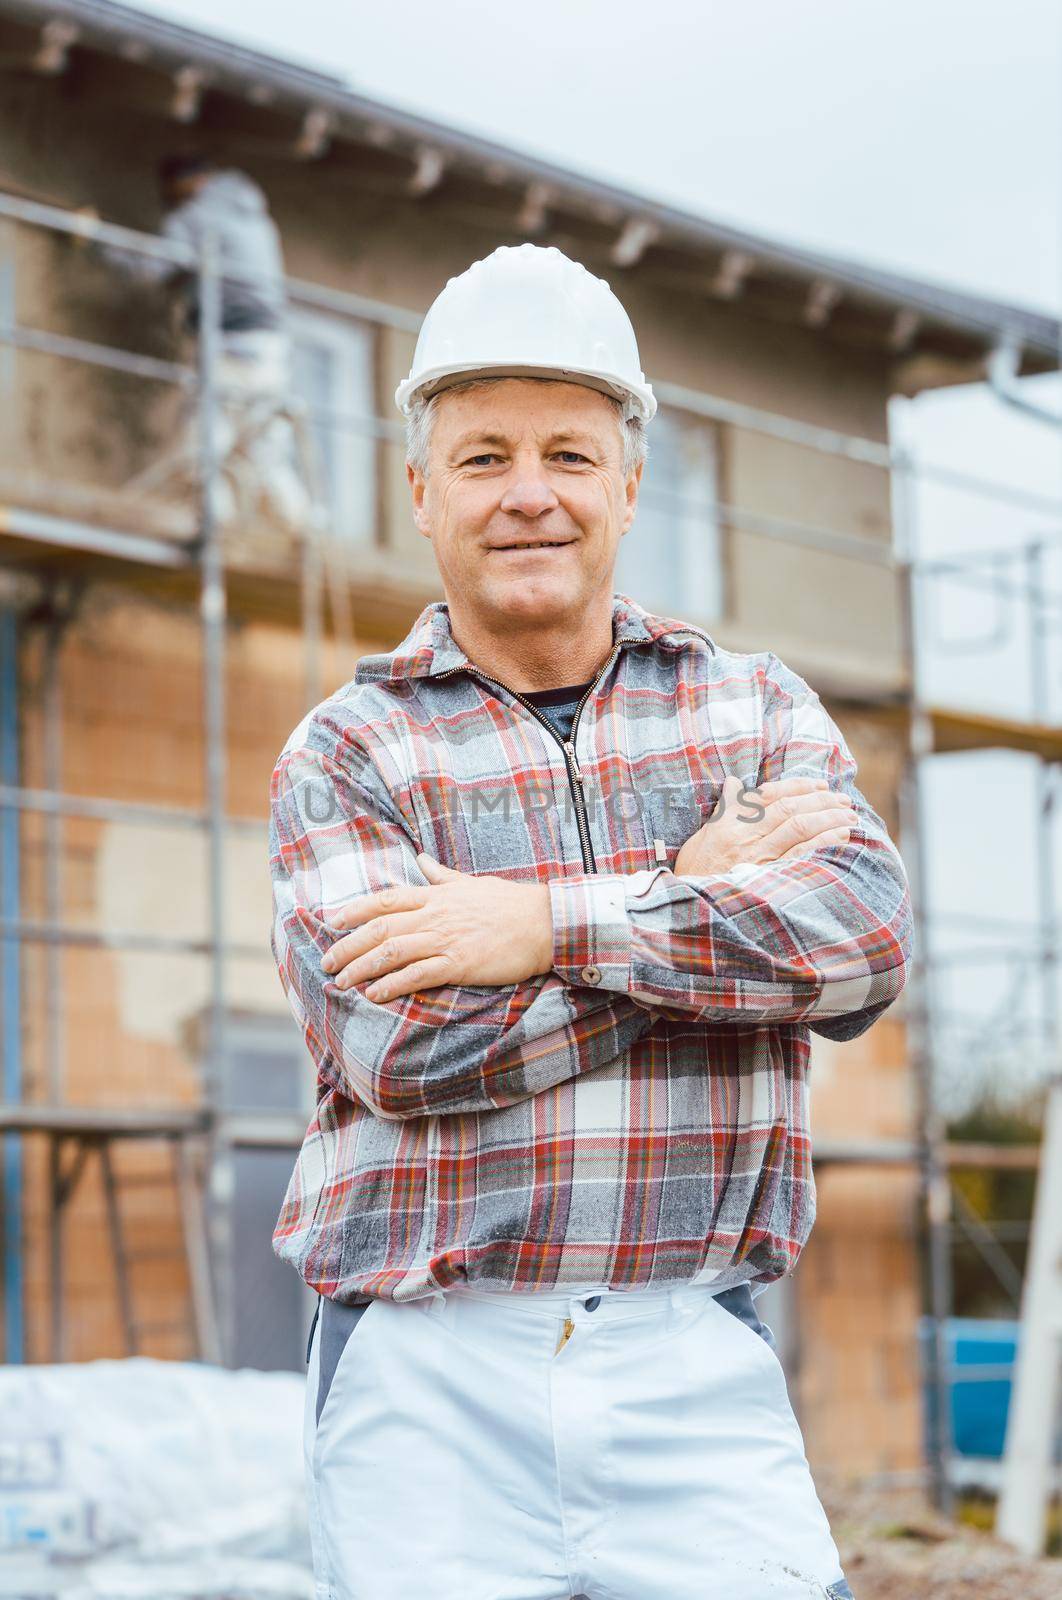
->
xmin=100 ymin=153 xmax=313 ymax=528
xmin=269 ymin=243 xmax=912 ymax=1600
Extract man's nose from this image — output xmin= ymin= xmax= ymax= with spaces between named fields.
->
xmin=499 ymin=462 xmax=559 ymax=518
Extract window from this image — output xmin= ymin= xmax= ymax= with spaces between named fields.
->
xmin=615 ymin=405 xmax=723 ymax=620
xmin=289 ymin=306 xmax=376 ymax=544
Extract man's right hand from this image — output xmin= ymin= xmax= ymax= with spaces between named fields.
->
xmin=68 ymin=206 xmax=100 ymax=250
xmin=674 ymin=774 xmax=857 ymax=877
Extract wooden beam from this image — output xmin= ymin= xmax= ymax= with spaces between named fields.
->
xmin=944 ymin=1141 xmax=1041 ymax=1171
xmin=805 ymin=279 xmax=842 ymax=328
xmin=710 ymin=248 xmax=754 ymax=300
xmin=0 ymin=1103 xmax=210 ymax=1136
xmin=171 ymin=65 xmax=206 ymax=123
xmin=929 ymin=705 xmax=1062 ymax=762
xmin=33 ymin=19 xmax=78 ymax=75
xmin=295 ymin=107 xmax=333 ymax=160
xmin=517 ymin=180 xmax=552 ymax=236
xmin=611 ymin=217 xmax=659 ymax=268
xmin=890 ymin=307 xmax=921 ymax=352
xmin=891 ymin=350 xmax=990 ymax=397
xmin=813 ymin=1138 xmax=917 ymax=1167
xmin=408 ymin=145 xmax=446 ymax=196
xmin=812 ymin=1138 xmax=1042 ymax=1170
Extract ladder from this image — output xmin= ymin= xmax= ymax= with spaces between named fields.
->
xmin=0 ymin=1104 xmax=219 ymax=1364
xmin=997 ymin=1076 xmax=1062 ymax=1556
xmin=96 ymin=1130 xmax=216 ymax=1361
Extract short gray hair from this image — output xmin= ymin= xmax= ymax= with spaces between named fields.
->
xmin=405 ymin=377 xmax=649 ymax=479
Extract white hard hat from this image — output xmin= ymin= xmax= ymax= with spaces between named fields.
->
xmin=394 ymin=243 xmax=657 ymax=422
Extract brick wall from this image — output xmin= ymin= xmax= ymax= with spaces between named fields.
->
xmin=15 ymin=586 xmax=388 ymax=1361
xmin=12 ymin=588 xmax=921 ymax=1483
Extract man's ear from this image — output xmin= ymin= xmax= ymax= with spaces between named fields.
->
xmin=620 ymin=460 xmax=644 ymax=534
xmin=407 ymin=462 xmax=432 ymax=539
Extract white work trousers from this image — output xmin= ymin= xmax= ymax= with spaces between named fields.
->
xmin=304 ymin=1279 xmax=853 ymax=1600
xmin=212 ymin=329 xmax=315 ymax=529
xmin=146 ymin=329 xmax=315 ymax=530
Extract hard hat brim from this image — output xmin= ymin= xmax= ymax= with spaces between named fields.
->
xmin=394 ymin=362 xmax=657 ymax=422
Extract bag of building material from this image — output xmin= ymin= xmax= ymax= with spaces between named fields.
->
xmin=0 ymin=1357 xmax=313 ymax=1598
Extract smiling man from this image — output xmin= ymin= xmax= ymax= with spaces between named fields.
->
xmin=269 ymin=244 xmax=911 ymax=1600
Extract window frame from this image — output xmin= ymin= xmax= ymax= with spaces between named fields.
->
xmin=616 ymin=403 xmax=725 ymax=622
xmin=287 ymin=303 xmax=377 ymax=547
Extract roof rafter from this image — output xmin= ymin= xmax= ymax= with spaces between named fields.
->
xmin=408 ymin=144 xmax=446 ymax=197
xmin=294 ymin=105 xmax=332 ymax=159
xmin=171 ymin=63 xmax=205 ymax=122
xmin=611 ymin=216 xmax=659 ymax=268
xmin=517 ymin=180 xmax=552 ymax=236
xmin=33 ymin=16 xmax=77 ymax=72
xmin=805 ymin=279 xmax=842 ymax=328
xmin=710 ymin=248 xmax=755 ymax=300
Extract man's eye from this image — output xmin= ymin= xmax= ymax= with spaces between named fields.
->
xmin=555 ymin=451 xmax=588 ymax=465
xmin=465 ymin=453 xmax=500 ymax=467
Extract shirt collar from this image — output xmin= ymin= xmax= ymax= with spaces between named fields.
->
xmin=354 ymin=592 xmax=716 ymax=687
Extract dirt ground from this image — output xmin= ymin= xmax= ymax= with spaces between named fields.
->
xmin=821 ymin=1479 xmax=1061 ymax=1599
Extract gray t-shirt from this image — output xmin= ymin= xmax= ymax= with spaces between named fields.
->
xmin=520 ymin=680 xmax=594 ymax=742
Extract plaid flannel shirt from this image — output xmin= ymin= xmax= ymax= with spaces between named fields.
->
xmin=270 ymin=594 xmax=912 ymax=1302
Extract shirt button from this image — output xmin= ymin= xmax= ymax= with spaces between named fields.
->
xmin=581 ymin=964 xmax=602 ymax=986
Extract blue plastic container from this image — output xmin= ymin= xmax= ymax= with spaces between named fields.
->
xmin=920 ymin=1316 xmax=1017 ymax=1459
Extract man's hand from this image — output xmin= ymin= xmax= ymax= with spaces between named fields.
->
xmin=320 ymin=855 xmax=553 ymax=1003
xmin=68 ymin=205 xmax=101 ymax=251
xmin=674 ymin=774 xmax=856 ymax=877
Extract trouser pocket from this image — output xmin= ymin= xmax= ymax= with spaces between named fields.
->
xmin=712 ymin=1282 xmax=778 ymax=1351
xmin=316 ymin=1296 xmax=374 ymax=1426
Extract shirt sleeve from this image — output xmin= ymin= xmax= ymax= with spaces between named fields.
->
xmin=548 ymin=651 xmax=913 ymax=1034
xmin=270 ymin=736 xmax=656 ymax=1121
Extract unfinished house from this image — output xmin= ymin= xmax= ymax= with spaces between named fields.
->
xmin=1 ymin=0 xmax=1058 ymax=1486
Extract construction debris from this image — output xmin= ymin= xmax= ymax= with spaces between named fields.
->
xmin=822 ymin=1477 xmax=1060 ymax=1600
xmin=0 ymin=1359 xmax=312 ymax=1598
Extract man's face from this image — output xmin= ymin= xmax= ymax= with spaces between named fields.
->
xmin=408 ymin=379 xmax=642 ymax=631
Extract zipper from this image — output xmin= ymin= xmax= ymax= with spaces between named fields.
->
xmin=435 ymin=637 xmax=639 ymax=875
xmin=420 ymin=636 xmax=638 ymax=1261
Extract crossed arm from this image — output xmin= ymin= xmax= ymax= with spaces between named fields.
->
xmin=270 ymin=658 xmax=913 ymax=1121
xmin=270 ymin=747 xmax=657 ymax=1120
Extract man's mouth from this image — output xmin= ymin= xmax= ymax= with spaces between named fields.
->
xmin=489 ymin=539 xmax=574 ymax=551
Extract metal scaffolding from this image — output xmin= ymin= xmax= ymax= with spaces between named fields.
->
xmin=0 ymin=187 xmax=1059 ymax=1513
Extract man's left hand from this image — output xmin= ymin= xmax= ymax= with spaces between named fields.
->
xmin=320 ymin=855 xmax=554 ymax=1002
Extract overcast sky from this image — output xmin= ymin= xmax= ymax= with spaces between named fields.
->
xmin=136 ymin=0 xmax=1061 ymax=313
xmin=132 ymin=0 xmax=1062 ymax=1105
